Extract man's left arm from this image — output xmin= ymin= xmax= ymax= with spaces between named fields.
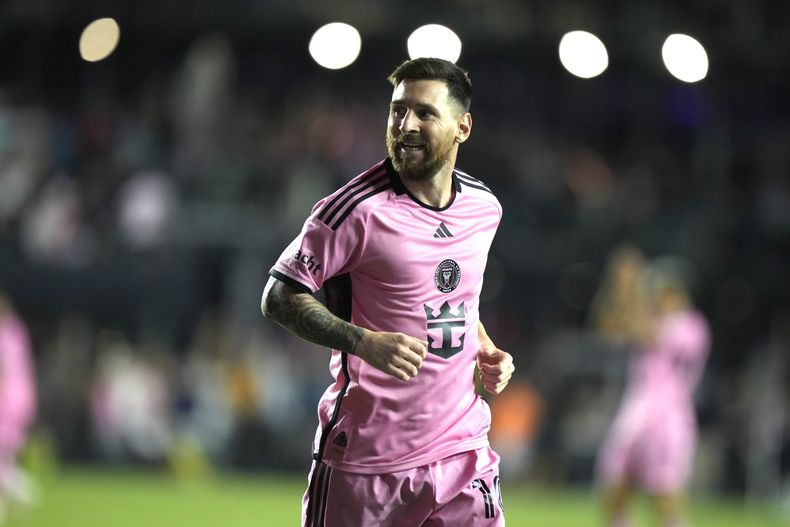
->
xmin=476 ymin=321 xmax=515 ymax=395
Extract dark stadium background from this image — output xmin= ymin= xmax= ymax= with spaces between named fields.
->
xmin=0 ymin=0 xmax=787 ymax=521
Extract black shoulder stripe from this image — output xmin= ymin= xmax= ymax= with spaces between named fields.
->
xmin=457 ymin=177 xmax=494 ymax=194
xmin=455 ymin=171 xmax=492 ymax=192
xmin=323 ymin=173 xmax=389 ymax=227
xmin=329 ymin=182 xmax=392 ymax=230
xmin=317 ymin=167 xmax=386 ymax=223
xmin=458 ymin=180 xmax=493 ymax=193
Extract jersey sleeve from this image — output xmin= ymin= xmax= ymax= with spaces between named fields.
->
xmin=269 ymin=199 xmax=364 ymax=293
xmin=665 ymin=312 xmax=710 ymax=360
xmin=660 ymin=311 xmax=711 ymax=389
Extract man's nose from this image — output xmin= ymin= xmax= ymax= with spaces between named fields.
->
xmin=399 ymin=110 xmax=419 ymax=134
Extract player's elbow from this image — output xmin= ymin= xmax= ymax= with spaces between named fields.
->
xmin=260 ymin=277 xmax=281 ymax=320
xmin=260 ymin=293 xmax=271 ymax=319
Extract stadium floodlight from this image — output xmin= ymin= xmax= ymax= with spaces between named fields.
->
xmin=79 ymin=18 xmax=121 ymax=62
xmin=407 ymin=24 xmax=462 ymax=63
xmin=558 ymin=31 xmax=609 ymax=79
xmin=662 ymin=33 xmax=708 ymax=83
xmin=309 ymin=22 xmax=362 ymax=70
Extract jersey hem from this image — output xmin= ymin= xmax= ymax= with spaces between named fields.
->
xmin=318 ymin=438 xmax=491 ymax=475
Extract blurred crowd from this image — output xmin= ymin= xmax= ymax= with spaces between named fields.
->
xmin=0 ymin=16 xmax=788 ymax=508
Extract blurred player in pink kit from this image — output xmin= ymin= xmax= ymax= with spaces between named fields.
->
xmin=0 ymin=292 xmax=37 ymax=520
xmin=262 ymin=58 xmax=514 ymax=526
xmin=594 ymin=254 xmax=711 ymax=527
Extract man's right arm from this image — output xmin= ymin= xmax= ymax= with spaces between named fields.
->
xmin=260 ymin=275 xmax=427 ymax=381
xmin=261 ymin=275 xmax=365 ymax=355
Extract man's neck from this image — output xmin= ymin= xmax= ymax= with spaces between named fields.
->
xmin=400 ymin=164 xmax=455 ymax=208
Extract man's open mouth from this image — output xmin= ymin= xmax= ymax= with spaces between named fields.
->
xmin=400 ymin=142 xmax=425 ymax=151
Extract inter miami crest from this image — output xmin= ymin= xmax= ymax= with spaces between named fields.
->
xmin=434 ymin=259 xmax=461 ymax=293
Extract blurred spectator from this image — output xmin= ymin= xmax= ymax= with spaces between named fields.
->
xmin=116 ymin=170 xmax=179 ymax=251
xmin=89 ymin=332 xmax=173 ymax=464
xmin=19 ymin=175 xmax=97 ymax=268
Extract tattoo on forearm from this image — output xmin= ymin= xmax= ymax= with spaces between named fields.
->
xmin=267 ymin=285 xmax=363 ymax=354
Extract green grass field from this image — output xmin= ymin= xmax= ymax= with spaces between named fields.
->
xmin=5 ymin=466 xmax=788 ymax=526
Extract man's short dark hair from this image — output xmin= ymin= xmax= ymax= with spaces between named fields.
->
xmin=387 ymin=58 xmax=472 ymax=112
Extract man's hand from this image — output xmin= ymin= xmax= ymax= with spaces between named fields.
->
xmin=477 ymin=345 xmax=514 ymax=395
xmin=354 ymin=330 xmax=428 ymax=382
xmin=262 ymin=276 xmax=427 ymax=382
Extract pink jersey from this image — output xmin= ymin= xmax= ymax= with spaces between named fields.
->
xmin=271 ymin=158 xmax=502 ymax=474
xmin=624 ymin=309 xmax=710 ymax=413
xmin=0 ymin=311 xmax=37 ymax=450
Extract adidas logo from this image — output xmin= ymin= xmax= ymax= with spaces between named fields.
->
xmin=433 ymin=222 xmax=453 ymax=238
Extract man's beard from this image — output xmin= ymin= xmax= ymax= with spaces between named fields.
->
xmin=386 ymin=133 xmax=454 ymax=181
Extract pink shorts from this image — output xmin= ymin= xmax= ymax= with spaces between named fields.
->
xmin=302 ymin=447 xmax=504 ymax=527
xmin=597 ymin=409 xmax=695 ymax=494
xmin=0 ymin=420 xmax=29 ymax=454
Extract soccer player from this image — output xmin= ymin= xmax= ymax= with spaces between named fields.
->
xmin=0 ymin=292 xmax=38 ymax=521
xmin=594 ymin=258 xmax=711 ymax=527
xmin=261 ymin=57 xmax=514 ymax=526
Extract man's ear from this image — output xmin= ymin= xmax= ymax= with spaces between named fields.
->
xmin=456 ymin=112 xmax=472 ymax=144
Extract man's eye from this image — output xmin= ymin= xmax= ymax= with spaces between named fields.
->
xmin=391 ymin=107 xmax=406 ymax=117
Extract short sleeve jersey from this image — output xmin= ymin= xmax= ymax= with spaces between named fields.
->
xmin=0 ymin=312 xmax=36 ymax=429
xmin=626 ymin=309 xmax=710 ymax=410
xmin=270 ymin=158 xmax=502 ymax=474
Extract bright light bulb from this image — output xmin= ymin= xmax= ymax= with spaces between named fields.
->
xmin=79 ymin=18 xmax=121 ymax=62
xmin=662 ymin=33 xmax=708 ymax=83
xmin=309 ymin=23 xmax=362 ymax=70
xmin=558 ymin=31 xmax=609 ymax=79
xmin=407 ymin=24 xmax=462 ymax=63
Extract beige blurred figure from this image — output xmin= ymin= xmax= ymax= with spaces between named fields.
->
xmin=588 ymin=244 xmax=649 ymax=343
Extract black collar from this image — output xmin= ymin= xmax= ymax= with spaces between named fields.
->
xmin=384 ymin=157 xmax=463 ymax=196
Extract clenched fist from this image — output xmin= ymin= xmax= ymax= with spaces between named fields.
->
xmin=476 ymin=345 xmax=514 ymax=395
xmin=354 ymin=329 xmax=428 ymax=382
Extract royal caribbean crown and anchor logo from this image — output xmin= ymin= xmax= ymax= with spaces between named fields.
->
xmin=424 ymin=301 xmax=466 ymax=359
